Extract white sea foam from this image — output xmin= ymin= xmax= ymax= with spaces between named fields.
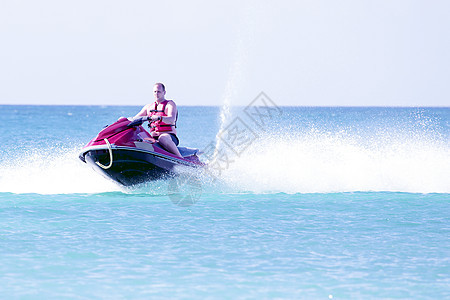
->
xmin=217 ymin=131 xmax=450 ymax=194
xmin=1 ymin=129 xmax=448 ymax=195
xmin=0 ymin=134 xmax=450 ymax=194
xmin=0 ymin=147 xmax=120 ymax=194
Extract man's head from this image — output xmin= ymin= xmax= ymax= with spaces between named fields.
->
xmin=153 ymin=83 xmax=166 ymax=101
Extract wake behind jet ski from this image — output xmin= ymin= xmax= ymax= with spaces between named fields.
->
xmin=79 ymin=117 xmax=204 ymax=186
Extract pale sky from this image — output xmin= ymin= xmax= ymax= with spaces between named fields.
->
xmin=1 ymin=0 xmax=449 ymax=107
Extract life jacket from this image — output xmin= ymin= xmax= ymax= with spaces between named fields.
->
xmin=148 ymin=100 xmax=177 ymax=133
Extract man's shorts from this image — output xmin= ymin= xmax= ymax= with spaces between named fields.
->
xmin=154 ymin=133 xmax=179 ymax=146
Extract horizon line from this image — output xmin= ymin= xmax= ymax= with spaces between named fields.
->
xmin=0 ymin=103 xmax=449 ymax=109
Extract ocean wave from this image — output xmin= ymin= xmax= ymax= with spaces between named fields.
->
xmin=1 ymin=124 xmax=448 ymax=195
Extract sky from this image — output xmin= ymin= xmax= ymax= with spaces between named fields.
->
xmin=0 ymin=0 xmax=449 ymax=107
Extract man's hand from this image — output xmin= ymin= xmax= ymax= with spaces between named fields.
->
xmin=149 ymin=115 xmax=162 ymax=122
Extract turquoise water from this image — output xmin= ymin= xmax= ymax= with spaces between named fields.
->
xmin=0 ymin=105 xmax=449 ymax=299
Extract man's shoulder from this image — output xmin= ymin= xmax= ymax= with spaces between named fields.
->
xmin=165 ymin=99 xmax=177 ymax=106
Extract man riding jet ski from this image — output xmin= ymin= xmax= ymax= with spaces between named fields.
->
xmin=129 ymin=82 xmax=182 ymax=157
xmin=79 ymin=83 xmax=203 ymax=186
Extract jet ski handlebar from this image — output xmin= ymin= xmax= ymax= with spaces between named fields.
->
xmin=127 ymin=115 xmax=162 ymax=127
xmin=127 ymin=116 xmax=147 ymax=127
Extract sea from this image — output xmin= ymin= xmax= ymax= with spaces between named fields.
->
xmin=0 ymin=103 xmax=449 ymax=299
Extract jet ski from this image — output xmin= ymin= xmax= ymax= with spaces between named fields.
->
xmin=79 ymin=117 xmax=204 ymax=186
